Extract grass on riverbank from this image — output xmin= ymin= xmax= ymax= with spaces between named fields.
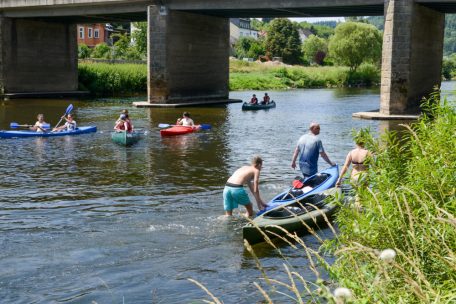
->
xmin=191 ymin=92 xmax=455 ymax=303
xmin=77 ymin=60 xmax=380 ymax=96
xmin=229 ymin=59 xmax=380 ymax=90
xmin=321 ymin=94 xmax=455 ymax=303
xmin=78 ymin=62 xmax=147 ymax=97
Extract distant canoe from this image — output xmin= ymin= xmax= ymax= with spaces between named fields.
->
xmin=0 ymin=126 xmax=97 ymax=139
xmin=111 ymin=131 xmax=142 ymax=146
xmin=242 ymin=101 xmax=276 ymax=111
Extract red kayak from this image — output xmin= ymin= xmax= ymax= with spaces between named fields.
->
xmin=160 ymin=125 xmax=201 ymax=136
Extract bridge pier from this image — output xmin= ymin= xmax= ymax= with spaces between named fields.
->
xmin=0 ymin=18 xmax=78 ymax=95
xmin=380 ymin=0 xmax=444 ymax=115
xmin=146 ymin=5 xmax=230 ymax=105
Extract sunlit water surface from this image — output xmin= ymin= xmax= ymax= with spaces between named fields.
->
xmin=1 ymin=82 xmax=454 ymax=303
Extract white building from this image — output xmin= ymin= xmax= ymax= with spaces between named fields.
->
xmin=230 ymin=18 xmax=259 ymax=43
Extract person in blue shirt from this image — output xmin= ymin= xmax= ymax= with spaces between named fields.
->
xmin=291 ymin=122 xmax=335 ymax=178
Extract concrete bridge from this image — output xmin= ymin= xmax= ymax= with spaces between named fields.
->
xmin=1 ymin=0 xmax=456 ymax=115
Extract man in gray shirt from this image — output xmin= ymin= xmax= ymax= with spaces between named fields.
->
xmin=291 ymin=122 xmax=335 ymax=178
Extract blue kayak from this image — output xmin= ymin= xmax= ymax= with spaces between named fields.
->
xmin=257 ymin=165 xmax=339 ymax=216
xmin=0 ymin=126 xmax=97 ymax=138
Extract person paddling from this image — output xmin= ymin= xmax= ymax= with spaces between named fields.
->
xmin=52 ymin=114 xmax=77 ymax=132
xmin=30 ymin=114 xmax=48 ymax=132
xmin=250 ymin=94 xmax=258 ymax=105
xmin=114 ymin=114 xmax=133 ymax=132
xmin=176 ymin=112 xmax=195 ymax=127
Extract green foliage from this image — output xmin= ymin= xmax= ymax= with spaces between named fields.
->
xmin=131 ymin=22 xmax=147 ymax=57
xmin=78 ymin=44 xmax=92 ymax=59
xmin=229 ymin=58 xmax=379 ymax=90
xmin=111 ymin=33 xmax=130 ymax=59
xmin=442 ymin=55 xmax=456 ymax=80
xmin=91 ymin=43 xmax=111 ymax=59
xmin=299 ymin=21 xmax=335 ymax=39
xmin=234 ymin=37 xmax=265 ymax=60
xmin=265 ymin=18 xmax=303 ymax=64
xmin=329 ymin=22 xmax=382 ymax=72
xmin=302 ymin=35 xmax=328 ymax=65
xmin=250 ymin=19 xmax=265 ymax=31
xmin=78 ymin=62 xmax=147 ymax=96
xmin=346 ymin=63 xmax=381 ymax=86
xmin=328 ymin=93 xmax=456 ymax=302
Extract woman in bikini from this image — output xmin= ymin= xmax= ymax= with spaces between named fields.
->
xmin=336 ymin=137 xmax=371 ymax=187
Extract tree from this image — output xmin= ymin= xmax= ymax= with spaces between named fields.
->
xmin=131 ymin=22 xmax=147 ymax=57
xmin=78 ymin=44 xmax=92 ymax=59
xmin=328 ymin=22 xmax=382 ymax=71
xmin=302 ymin=35 xmax=328 ymax=65
xmin=234 ymin=37 xmax=265 ymax=59
xmin=111 ymin=33 xmax=130 ymax=59
xmin=265 ymin=18 xmax=302 ymax=64
xmin=91 ymin=43 xmax=111 ymax=59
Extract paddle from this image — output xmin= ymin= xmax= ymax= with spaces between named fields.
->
xmin=10 ymin=122 xmax=50 ymax=129
xmin=53 ymin=104 xmax=74 ymax=130
xmin=158 ymin=123 xmax=211 ymax=130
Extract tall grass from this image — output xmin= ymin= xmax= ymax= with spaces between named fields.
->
xmin=190 ymin=92 xmax=455 ymax=303
xmin=229 ymin=59 xmax=380 ymax=90
xmin=78 ymin=62 xmax=147 ymax=97
xmin=78 ymin=60 xmax=380 ymax=96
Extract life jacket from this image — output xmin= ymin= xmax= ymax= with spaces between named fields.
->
xmin=263 ymin=95 xmax=270 ymax=103
xmin=251 ymin=97 xmax=258 ymax=104
xmin=125 ymin=120 xmax=133 ymax=132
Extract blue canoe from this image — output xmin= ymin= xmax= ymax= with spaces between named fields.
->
xmin=257 ymin=165 xmax=339 ymax=216
xmin=0 ymin=126 xmax=97 ymax=138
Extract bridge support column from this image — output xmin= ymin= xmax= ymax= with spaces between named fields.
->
xmin=0 ymin=17 xmax=78 ymax=94
xmin=381 ymin=0 xmax=444 ymax=115
xmin=147 ymin=5 xmax=229 ymax=104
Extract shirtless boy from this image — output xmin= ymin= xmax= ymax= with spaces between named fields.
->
xmin=223 ymin=156 xmax=267 ymax=216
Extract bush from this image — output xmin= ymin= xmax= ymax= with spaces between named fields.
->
xmin=78 ymin=44 xmax=92 ymax=59
xmin=78 ymin=62 xmax=147 ymax=96
xmin=91 ymin=43 xmax=111 ymax=59
xmin=326 ymin=93 xmax=456 ymax=302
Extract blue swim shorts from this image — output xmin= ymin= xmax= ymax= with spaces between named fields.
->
xmin=223 ymin=185 xmax=251 ymax=211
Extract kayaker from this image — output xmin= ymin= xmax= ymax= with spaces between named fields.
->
xmin=336 ymin=135 xmax=371 ymax=187
xmin=250 ymin=94 xmax=258 ymax=104
xmin=291 ymin=122 xmax=336 ymax=178
xmin=176 ymin=112 xmax=195 ymax=127
xmin=52 ymin=114 xmax=77 ymax=132
xmin=261 ymin=93 xmax=270 ymax=105
xmin=30 ymin=114 xmax=48 ymax=132
xmin=114 ymin=114 xmax=133 ymax=132
xmin=223 ymin=156 xmax=267 ymax=217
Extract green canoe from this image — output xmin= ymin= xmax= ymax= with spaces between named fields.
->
xmin=242 ymin=101 xmax=276 ymax=110
xmin=111 ymin=131 xmax=142 ymax=146
xmin=242 ymin=187 xmax=341 ymax=245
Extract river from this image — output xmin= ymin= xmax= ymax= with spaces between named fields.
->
xmin=1 ymin=82 xmax=454 ymax=303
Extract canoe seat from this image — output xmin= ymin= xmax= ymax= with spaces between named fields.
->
xmin=265 ymin=194 xmax=329 ymax=218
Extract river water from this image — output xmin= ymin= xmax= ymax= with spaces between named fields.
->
xmin=1 ymin=82 xmax=454 ymax=303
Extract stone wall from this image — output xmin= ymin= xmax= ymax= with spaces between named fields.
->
xmin=1 ymin=19 xmax=78 ymax=93
xmin=381 ymin=0 xmax=444 ymax=114
xmin=148 ymin=5 xmax=229 ymax=103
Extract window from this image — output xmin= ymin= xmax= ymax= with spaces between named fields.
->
xmin=88 ymin=28 xmax=93 ymax=38
xmin=94 ymin=29 xmax=99 ymax=39
xmin=79 ymin=27 xmax=84 ymax=39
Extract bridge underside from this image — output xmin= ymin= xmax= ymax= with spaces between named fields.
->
xmin=0 ymin=1 xmax=454 ymax=113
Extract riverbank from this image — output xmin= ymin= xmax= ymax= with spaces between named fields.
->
xmin=229 ymin=59 xmax=380 ymax=90
xmin=301 ymin=95 xmax=455 ymax=302
xmin=77 ymin=60 xmax=380 ymax=97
